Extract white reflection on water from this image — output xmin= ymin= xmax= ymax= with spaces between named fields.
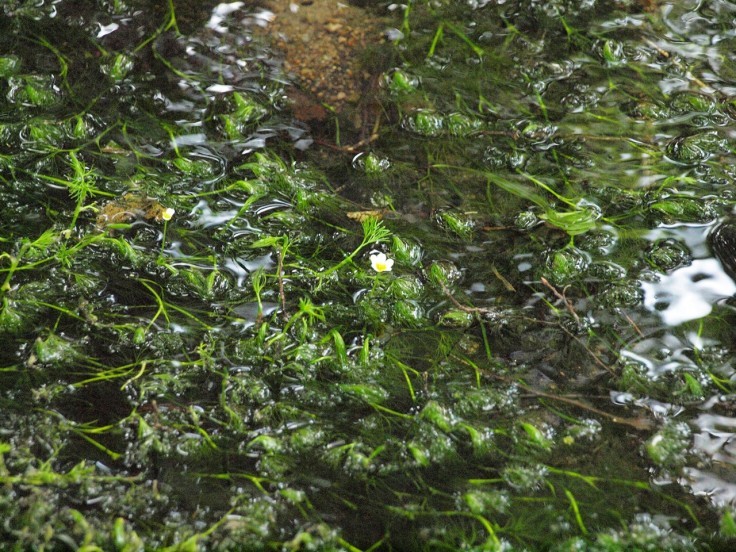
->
xmin=191 ymin=200 xmax=238 ymax=228
xmin=207 ymin=2 xmax=245 ymax=32
xmin=692 ymin=414 xmax=736 ymax=463
xmin=683 ymin=410 xmax=736 ymax=506
xmin=682 ymin=468 xmax=736 ymax=507
xmin=641 ymin=258 xmax=736 ymax=326
xmin=619 ymin=327 xmax=723 ymax=381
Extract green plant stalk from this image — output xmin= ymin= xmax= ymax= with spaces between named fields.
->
xmin=251 ymin=268 xmax=266 ymax=318
xmin=133 ymin=0 xmax=180 ymax=53
xmin=138 ymin=278 xmax=171 ymax=330
xmin=394 ymin=359 xmax=417 ymax=402
xmin=160 ymin=219 xmax=169 ymax=255
xmin=443 ymin=21 xmax=484 ymax=57
xmin=0 ymin=253 xmax=19 ymax=292
xmin=71 ymin=430 xmax=122 ymax=461
xmin=427 ymin=22 xmax=444 ymax=57
xmin=67 ymin=151 xmax=95 ymax=229
xmin=564 ymin=488 xmax=588 ymax=535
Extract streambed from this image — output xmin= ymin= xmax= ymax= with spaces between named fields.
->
xmin=2 ymin=0 xmax=736 ymax=550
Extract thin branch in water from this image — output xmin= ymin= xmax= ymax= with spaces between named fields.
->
xmin=479 ymin=366 xmax=652 ymax=431
xmin=555 ymin=323 xmax=618 ymax=377
xmin=438 ymin=280 xmax=494 ymax=315
xmin=540 ymin=277 xmax=580 ymax=324
xmin=440 ymin=278 xmax=617 ymax=376
xmin=622 ymin=311 xmax=644 ymax=337
xmin=314 ymin=132 xmax=380 ymax=153
xmin=492 ymin=265 xmax=515 ymax=292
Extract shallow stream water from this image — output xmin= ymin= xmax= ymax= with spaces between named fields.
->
xmin=3 ymin=0 xmax=736 ymax=550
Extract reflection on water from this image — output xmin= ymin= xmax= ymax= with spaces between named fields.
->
xmin=683 ymin=467 xmax=736 ymax=508
xmin=686 ymin=409 xmax=736 ymax=507
xmin=642 ymin=258 xmax=736 ymax=325
xmin=693 ymin=413 xmax=736 ymax=464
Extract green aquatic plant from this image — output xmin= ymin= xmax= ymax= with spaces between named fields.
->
xmin=540 ymin=206 xmax=601 ymax=240
xmin=316 ymin=217 xmax=392 ymax=278
xmin=645 ymin=420 xmax=691 ymax=470
xmin=3 ymin=0 xmax=736 ymax=549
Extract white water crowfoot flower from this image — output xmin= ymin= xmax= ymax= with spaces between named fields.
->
xmin=369 ymin=251 xmax=394 ymax=273
xmin=160 ymin=207 xmax=175 ymax=221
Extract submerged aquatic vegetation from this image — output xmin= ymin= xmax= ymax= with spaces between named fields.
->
xmin=3 ymin=0 xmax=736 ymax=550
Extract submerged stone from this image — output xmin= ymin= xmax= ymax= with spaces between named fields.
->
xmin=710 ymin=221 xmax=736 ymax=281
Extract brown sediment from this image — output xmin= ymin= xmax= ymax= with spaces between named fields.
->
xmin=635 ymin=0 xmax=661 ymax=12
xmin=96 ymin=194 xmax=172 ymax=228
xmin=263 ymin=0 xmax=388 ymax=122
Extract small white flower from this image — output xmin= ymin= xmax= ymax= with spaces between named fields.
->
xmin=369 ymin=251 xmax=394 ymax=273
xmin=161 ymin=207 xmax=175 ymax=221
